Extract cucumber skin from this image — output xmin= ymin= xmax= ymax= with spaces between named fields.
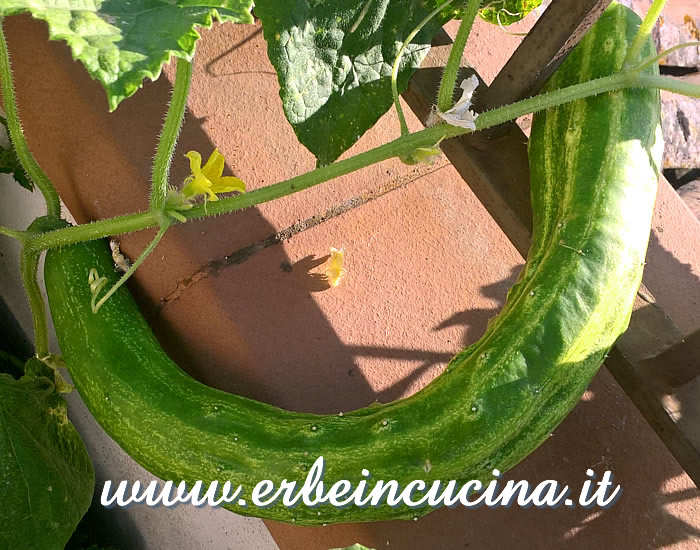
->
xmin=44 ymin=4 xmax=661 ymax=525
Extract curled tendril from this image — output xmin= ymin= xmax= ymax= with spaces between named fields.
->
xmin=497 ymin=11 xmax=528 ymax=36
xmin=88 ymin=268 xmax=108 ymax=314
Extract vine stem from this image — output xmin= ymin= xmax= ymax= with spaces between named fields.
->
xmin=623 ymin=0 xmax=666 ymax=68
xmin=637 ymin=73 xmax=700 ymax=98
xmin=20 ymin=246 xmax=50 ymax=358
xmin=0 ymin=225 xmax=27 ymax=242
xmin=637 ymin=41 xmax=700 ymax=71
xmin=28 ymin=211 xmax=159 ymax=251
xmin=22 ymin=67 xmax=700 ymax=253
xmin=150 ymin=58 xmax=192 ymax=215
xmin=91 ymin=223 xmax=171 ymax=313
xmin=436 ymin=0 xmax=480 ymax=113
xmin=391 ymin=0 xmax=453 ymax=136
xmin=0 ymin=19 xmax=61 ymax=219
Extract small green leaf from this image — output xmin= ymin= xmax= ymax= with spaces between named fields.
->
xmin=0 ymin=0 xmax=254 ymax=110
xmin=0 ymin=115 xmax=32 ymax=191
xmin=330 ymin=545 xmax=375 ymax=550
xmin=255 ymin=0 xmax=451 ymax=166
xmin=0 ymin=373 xmax=94 ymax=550
xmin=478 ymin=0 xmax=543 ymax=26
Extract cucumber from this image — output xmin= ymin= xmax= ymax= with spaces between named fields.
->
xmin=44 ymin=3 xmax=661 ymax=525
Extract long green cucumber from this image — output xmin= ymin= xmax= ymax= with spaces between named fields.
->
xmin=44 ymin=3 xmax=662 ymax=525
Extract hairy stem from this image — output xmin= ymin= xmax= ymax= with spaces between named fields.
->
xmin=150 ymin=58 xmax=192 ymax=215
xmin=436 ymin=0 xmax=480 ymax=112
xmin=0 ymin=19 xmax=61 ymax=219
xmin=24 ymin=69 xmax=670 ymax=251
xmin=0 ymin=225 xmax=27 ymax=242
xmin=637 ymin=73 xmax=700 ymax=97
xmin=20 ymin=247 xmax=50 ymax=358
xmin=623 ymin=0 xmax=666 ymax=68
xmin=27 ymin=211 xmax=159 ymax=251
xmin=392 ymin=0 xmax=453 ymax=136
xmin=637 ymin=41 xmax=700 ymax=71
xmin=475 ymin=72 xmax=631 ymax=128
xmin=182 ymin=72 xmax=634 ymax=219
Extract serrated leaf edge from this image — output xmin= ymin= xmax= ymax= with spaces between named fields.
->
xmin=1 ymin=5 xmax=253 ymax=110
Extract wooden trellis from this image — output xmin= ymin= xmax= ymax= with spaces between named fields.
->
xmin=403 ymin=0 xmax=700 ymax=486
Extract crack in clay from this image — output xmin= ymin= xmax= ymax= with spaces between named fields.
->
xmin=157 ymin=162 xmax=449 ymax=313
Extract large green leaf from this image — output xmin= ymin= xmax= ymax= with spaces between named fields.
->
xmin=0 ymin=373 xmax=94 ymax=550
xmin=255 ymin=0 xmax=451 ymax=166
xmin=0 ymin=0 xmax=254 ymax=110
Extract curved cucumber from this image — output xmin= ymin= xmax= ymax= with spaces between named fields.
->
xmin=44 ymin=4 xmax=661 ymax=525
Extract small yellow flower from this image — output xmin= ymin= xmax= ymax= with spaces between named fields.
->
xmin=182 ymin=149 xmax=245 ymax=202
xmin=325 ymin=246 xmax=347 ymax=287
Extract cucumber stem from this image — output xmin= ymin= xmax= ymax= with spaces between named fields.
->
xmin=175 ymin=72 xmax=635 ymax=219
xmin=623 ymin=0 xmax=667 ymax=68
xmin=150 ymin=58 xmax=192 ymax=216
xmin=391 ymin=0 xmax=454 ymax=136
xmin=20 ymin=246 xmax=50 ymax=358
xmin=0 ymin=19 xmax=62 ymax=220
xmin=25 ymin=69 xmax=670 ymax=251
xmin=0 ymin=225 xmax=27 ymax=242
xmin=27 ymin=211 xmax=159 ymax=251
xmin=436 ymin=0 xmax=480 ymax=113
xmin=636 ymin=73 xmax=700 ymax=98
xmin=636 ymin=41 xmax=700 ymax=72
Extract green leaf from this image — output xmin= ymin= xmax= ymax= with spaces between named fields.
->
xmin=478 ymin=0 xmax=543 ymax=26
xmin=329 ymin=545 xmax=375 ymax=550
xmin=0 ymin=115 xmax=32 ymax=191
xmin=0 ymin=373 xmax=94 ymax=550
xmin=255 ymin=0 xmax=451 ymax=166
xmin=0 ymin=0 xmax=254 ymax=111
